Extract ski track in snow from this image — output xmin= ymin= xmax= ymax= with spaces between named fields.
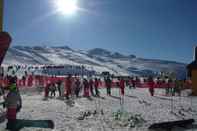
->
xmin=0 ymin=88 xmax=196 ymax=131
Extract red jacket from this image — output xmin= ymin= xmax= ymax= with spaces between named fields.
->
xmin=65 ymin=78 xmax=72 ymax=89
xmin=119 ymin=79 xmax=125 ymax=95
xmin=148 ymin=81 xmax=155 ymax=89
xmin=120 ymin=79 xmax=125 ymax=89
xmin=94 ymin=80 xmax=99 ymax=88
xmin=89 ymin=80 xmax=94 ymax=87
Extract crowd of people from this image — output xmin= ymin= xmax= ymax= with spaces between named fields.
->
xmin=42 ymin=74 xmax=191 ymax=100
xmin=0 ymin=70 xmax=192 ymax=100
xmin=44 ymin=75 xmax=106 ymax=100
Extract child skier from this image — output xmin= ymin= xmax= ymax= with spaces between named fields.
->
xmin=4 ymin=76 xmax=22 ymax=130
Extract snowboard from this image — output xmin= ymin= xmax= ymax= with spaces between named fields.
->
xmin=8 ymin=119 xmax=54 ymax=131
xmin=149 ymin=119 xmax=194 ymax=130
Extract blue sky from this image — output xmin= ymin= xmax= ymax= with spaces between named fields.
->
xmin=3 ymin=0 xmax=197 ymax=63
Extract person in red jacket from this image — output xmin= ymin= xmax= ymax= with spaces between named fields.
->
xmin=148 ymin=76 xmax=155 ymax=96
xmin=65 ymin=75 xmax=72 ymax=100
xmin=119 ymin=78 xmax=125 ymax=96
xmin=27 ymin=75 xmax=33 ymax=87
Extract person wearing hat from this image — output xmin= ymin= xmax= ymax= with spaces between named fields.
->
xmin=4 ymin=76 xmax=22 ymax=130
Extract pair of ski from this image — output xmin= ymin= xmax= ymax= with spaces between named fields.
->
xmin=149 ymin=119 xmax=195 ymax=131
xmin=6 ymin=119 xmax=54 ymax=131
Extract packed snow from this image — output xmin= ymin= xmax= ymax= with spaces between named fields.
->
xmin=0 ymin=87 xmax=196 ymax=131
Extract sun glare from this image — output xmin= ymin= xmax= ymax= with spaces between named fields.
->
xmin=55 ymin=0 xmax=78 ymax=15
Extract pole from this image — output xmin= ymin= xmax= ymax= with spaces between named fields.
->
xmin=0 ymin=0 xmax=3 ymax=31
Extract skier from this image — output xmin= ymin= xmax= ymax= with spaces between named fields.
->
xmin=83 ymin=78 xmax=90 ymax=97
xmin=22 ymin=75 xmax=26 ymax=87
xmin=44 ymin=82 xmax=50 ymax=99
xmin=27 ymin=75 xmax=33 ymax=87
xmin=119 ymin=78 xmax=125 ymax=96
xmin=105 ymin=76 xmax=112 ymax=96
xmin=166 ymin=78 xmax=173 ymax=96
xmin=4 ymin=76 xmax=22 ymax=131
xmin=65 ymin=75 xmax=72 ymax=100
xmin=94 ymin=78 xmax=100 ymax=97
xmin=131 ymin=77 xmax=136 ymax=89
xmin=135 ymin=76 xmax=140 ymax=87
xmin=50 ymin=83 xmax=56 ymax=98
xmin=75 ymin=78 xmax=81 ymax=97
xmin=89 ymin=78 xmax=94 ymax=96
xmin=148 ymin=76 xmax=155 ymax=96
xmin=57 ymin=80 xmax=62 ymax=97
xmin=174 ymin=79 xmax=182 ymax=96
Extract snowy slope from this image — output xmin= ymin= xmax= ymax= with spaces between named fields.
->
xmin=3 ymin=46 xmax=187 ymax=78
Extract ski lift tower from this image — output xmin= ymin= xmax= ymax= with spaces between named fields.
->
xmin=187 ymin=46 xmax=197 ymax=95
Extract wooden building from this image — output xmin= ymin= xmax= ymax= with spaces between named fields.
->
xmin=187 ymin=47 xmax=197 ymax=95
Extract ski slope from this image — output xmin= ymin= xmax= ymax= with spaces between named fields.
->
xmin=0 ymin=88 xmax=196 ymax=131
xmin=3 ymin=46 xmax=186 ymax=78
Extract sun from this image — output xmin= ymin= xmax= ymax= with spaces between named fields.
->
xmin=55 ymin=0 xmax=78 ymax=15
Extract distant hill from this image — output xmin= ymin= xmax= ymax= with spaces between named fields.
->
xmin=3 ymin=46 xmax=187 ymax=79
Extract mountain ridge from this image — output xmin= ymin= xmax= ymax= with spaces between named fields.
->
xmin=3 ymin=45 xmax=187 ymax=79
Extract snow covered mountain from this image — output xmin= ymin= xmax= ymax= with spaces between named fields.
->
xmin=3 ymin=46 xmax=187 ymax=79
